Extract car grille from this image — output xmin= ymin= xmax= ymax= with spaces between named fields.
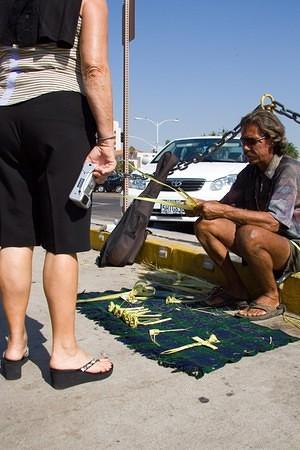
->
xmin=161 ymin=178 xmax=206 ymax=192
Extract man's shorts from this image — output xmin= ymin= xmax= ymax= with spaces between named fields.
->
xmin=0 ymin=91 xmax=96 ymax=253
xmin=283 ymin=240 xmax=300 ymax=274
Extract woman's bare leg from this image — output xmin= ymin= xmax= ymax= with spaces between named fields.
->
xmin=0 ymin=247 xmax=32 ymax=360
xmin=43 ymin=252 xmax=112 ymax=373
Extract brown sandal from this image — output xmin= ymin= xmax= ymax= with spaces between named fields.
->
xmin=235 ymin=302 xmax=285 ymax=321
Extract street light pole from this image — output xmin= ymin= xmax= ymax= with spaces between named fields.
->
xmin=135 ymin=117 xmax=179 ymax=152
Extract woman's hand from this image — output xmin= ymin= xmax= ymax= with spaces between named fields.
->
xmin=85 ymin=142 xmax=116 ymax=182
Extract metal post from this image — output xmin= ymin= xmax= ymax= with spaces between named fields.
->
xmin=122 ymin=0 xmax=135 ymax=213
xmin=122 ymin=0 xmax=130 ymax=213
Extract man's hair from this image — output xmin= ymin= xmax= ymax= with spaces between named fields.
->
xmin=240 ymin=109 xmax=287 ymax=155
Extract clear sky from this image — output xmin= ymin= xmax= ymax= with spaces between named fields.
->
xmin=107 ymin=0 xmax=300 ymax=151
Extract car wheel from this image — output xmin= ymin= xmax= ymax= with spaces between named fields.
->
xmin=96 ymin=185 xmax=105 ymax=192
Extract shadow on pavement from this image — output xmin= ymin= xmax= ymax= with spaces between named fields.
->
xmin=0 ymin=302 xmax=51 ymax=383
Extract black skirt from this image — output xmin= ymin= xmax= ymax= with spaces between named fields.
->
xmin=0 ymin=91 xmax=96 ymax=253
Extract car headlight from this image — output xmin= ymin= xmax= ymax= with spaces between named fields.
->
xmin=210 ymin=174 xmax=237 ymax=191
xmin=129 ymin=175 xmax=148 ymax=190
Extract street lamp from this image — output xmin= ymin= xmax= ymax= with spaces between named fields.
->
xmin=135 ymin=116 xmax=179 ymax=152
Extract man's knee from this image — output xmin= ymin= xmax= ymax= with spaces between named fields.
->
xmin=235 ymin=225 xmax=265 ymax=255
xmin=194 ymin=218 xmax=213 ymax=238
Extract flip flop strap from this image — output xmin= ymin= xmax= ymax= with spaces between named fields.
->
xmin=80 ymin=358 xmax=100 ymax=372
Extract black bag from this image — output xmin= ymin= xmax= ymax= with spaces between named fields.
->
xmin=96 ymin=151 xmax=178 ymax=267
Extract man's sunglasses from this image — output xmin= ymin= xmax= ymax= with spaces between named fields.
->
xmin=240 ymin=136 xmax=267 ymax=146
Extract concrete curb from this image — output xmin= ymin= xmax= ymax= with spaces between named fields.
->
xmin=90 ymin=227 xmax=300 ymax=315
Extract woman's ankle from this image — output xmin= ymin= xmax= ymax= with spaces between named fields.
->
xmin=49 ymin=346 xmax=105 ymax=370
xmin=4 ymin=332 xmax=28 ymax=360
xmin=51 ymin=341 xmax=79 ymax=359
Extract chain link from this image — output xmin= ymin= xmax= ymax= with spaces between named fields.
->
xmin=168 ymin=105 xmax=260 ymax=175
xmin=168 ymin=99 xmax=300 ymax=176
xmin=127 ymin=96 xmax=300 ymax=179
xmin=272 ymin=101 xmax=300 ymax=125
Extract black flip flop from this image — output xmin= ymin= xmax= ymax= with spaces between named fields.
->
xmin=235 ymin=302 xmax=285 ymax=321
xmin=1 ymin=347 xmax=29 ymax=380
xmin=50 ymin=358 xmax=113 ymax=390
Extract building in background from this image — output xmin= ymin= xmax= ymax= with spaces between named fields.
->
xmin=113 ymin=120 xmax=122 ymax=151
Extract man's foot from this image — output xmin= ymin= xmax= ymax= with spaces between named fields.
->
xmin=203 ymin=286 xmax=248 ymax=309
xmin=235 ymin=294 xmax=283 ymax=320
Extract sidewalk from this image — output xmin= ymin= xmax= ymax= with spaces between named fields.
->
xmin=1 ymin=246 xmax=300 ymax=450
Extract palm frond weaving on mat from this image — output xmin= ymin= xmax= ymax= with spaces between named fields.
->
xmin=77 ymin=270 xmax=299 ymax=379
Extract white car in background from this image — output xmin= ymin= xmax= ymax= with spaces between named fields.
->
xmin=128 ymin=136 xmax=248 ymax=223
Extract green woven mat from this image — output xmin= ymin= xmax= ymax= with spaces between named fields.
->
xmin=77 ymin=289 xmax=298 ymax=379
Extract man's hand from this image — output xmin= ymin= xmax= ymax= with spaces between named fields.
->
xmin=86 ymin=143 xmax=116 ymax=182
xmin=185 ymin=198 xmax=204 ymax=217
xmin=185 ymin=199 xmax=228 ymax=219
xmin=201 ymin=201 xmax=227 ymax=220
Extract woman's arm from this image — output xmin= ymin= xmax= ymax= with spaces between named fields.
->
xmin=80 ymin=0 xmax=116 ymax=177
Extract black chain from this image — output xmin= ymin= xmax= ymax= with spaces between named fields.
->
xmin=170 ymin=124 xmax=242 ymax=174
xmin=168 ymin=105 xmax=263 ymax=175
xmin=128 ymin=97 xmax=300 ymax=179
xmin=272 ymin=101 xmax=300 ymax=125
xmin=168 ymin=99 xmax=300 ymax=176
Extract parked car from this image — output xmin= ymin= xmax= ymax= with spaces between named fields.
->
xmin=128 ymin=136 xmax=247 ymax=223
xmin=95 ymin=172 xmax=123 ymax=193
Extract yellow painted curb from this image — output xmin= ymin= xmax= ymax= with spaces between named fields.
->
xmin=90 ymin=227 xmax=300 ymax=315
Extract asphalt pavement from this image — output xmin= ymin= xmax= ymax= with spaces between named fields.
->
xmin=1 ymin=245 xmax=300 ymax=450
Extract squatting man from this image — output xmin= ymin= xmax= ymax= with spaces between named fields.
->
xmin=189 ymin=109 xmax=300 ymax=320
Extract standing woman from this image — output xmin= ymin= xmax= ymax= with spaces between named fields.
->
xmin=0 ymin=0 xmax=116 ymax=389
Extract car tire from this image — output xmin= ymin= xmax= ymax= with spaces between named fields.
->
xmin=96 ymin=185 xmax=105 ymax=193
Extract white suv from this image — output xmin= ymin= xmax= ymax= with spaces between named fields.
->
xmin=128 ymin=136 xmax=247 ymax=223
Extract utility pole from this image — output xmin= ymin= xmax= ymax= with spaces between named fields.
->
xmin=122 ymin=0 xmax=135 ymax=212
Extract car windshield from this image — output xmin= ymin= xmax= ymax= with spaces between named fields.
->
xmin=152 ymin=138 xmax=246 ymax=163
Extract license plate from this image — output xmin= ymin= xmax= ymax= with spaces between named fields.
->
xmin=160 ymin=204 xmax=184 ymax=215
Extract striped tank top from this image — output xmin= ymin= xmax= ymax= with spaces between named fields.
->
xmin=0 ymin=16 xmax=83 ymax=106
